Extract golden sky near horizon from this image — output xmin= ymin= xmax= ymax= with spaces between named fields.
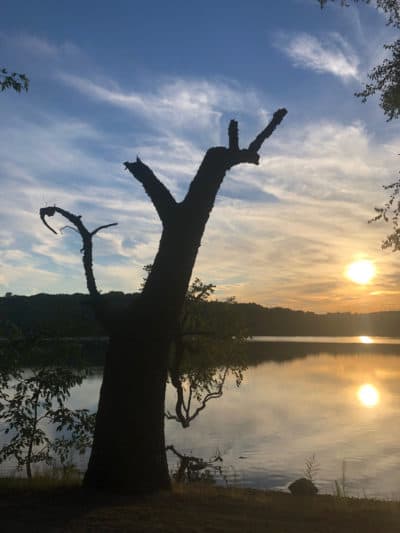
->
xmin=1 ymin=1 xmax=400 ymax=313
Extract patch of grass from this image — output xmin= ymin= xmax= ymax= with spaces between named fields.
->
xmin=1 ymin=479 xmax=400 ymax=532
xmin=334 ymin=460 xmax=348 ymax=498
xmin=0 ymin=474 xmax=80 ymax=493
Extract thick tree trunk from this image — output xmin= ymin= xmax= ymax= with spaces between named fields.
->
xmin=83 ymin=331 xmax=171 ymax=492
xmin=84 ymin=213 xmax=206 ymax=492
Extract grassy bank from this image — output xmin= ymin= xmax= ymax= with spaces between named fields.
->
xmin=1 ymin=479 xmax=400 ymax=532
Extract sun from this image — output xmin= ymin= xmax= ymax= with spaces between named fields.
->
xmin=357 ymin=384 xmax=380 ymax=408
xmin=346 ymin=260 xmax=376 ymax=285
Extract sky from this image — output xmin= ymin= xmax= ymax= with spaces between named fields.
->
xmin=1 ymin=0 xmax=400 ymax=313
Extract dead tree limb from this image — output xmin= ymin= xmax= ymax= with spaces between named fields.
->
xmin=248 ymin=108 xmax=288 ymax=153
xmin=39 ymin=206 xmax=117 ymax=298
xmin=124 ymin=109 xmax=287 ymax=223
xmin=124 ymin=157 xmax=176 ymax=226
xmin=183 ymin=109 xmax=287 ymax=211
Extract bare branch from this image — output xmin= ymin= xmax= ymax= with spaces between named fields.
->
xmin=39 ymin=207 xmax=58 ymax=234
xmin=40 ymin=206 xmax=88 ymax=237
xmin=124 ymin=157 xmax=176 ymax=225
xmin=91 ymin=222 xmax=118 ymax=237
xmin=184 ymin=109 xmax=287 ymax=210
xmin=60 ymin=225 xmax=79 ymax=234
xmin=248 ymin=108 xmax=288 ymax=153
xmin=227 ymin=109 xmax=287 ymax=167
xmin=39 ymin=206 xmax=117 ymax=298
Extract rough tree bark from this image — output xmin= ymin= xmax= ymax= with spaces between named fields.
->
xmin=40 ymin=109 xmax=287 ymax=493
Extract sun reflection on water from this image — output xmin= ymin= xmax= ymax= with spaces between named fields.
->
xmin=357 ymin=384 xmax=380 ymax=408
xmin=359 ymin=336 xmax=373 ymax=344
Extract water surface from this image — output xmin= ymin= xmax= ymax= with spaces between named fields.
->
xmin=252 ymin=335 xmax=400 ymax=344
xmin=3 ymin=338 xmax=400 ymax=499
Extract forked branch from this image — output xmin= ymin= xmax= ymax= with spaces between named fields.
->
xmin=226 ymin=107 xmax=288 ymax=166
xmin=184 ymin=109 xmax=287 ymax=208
xmin=39 ymin=206 xmax=117 ymax=297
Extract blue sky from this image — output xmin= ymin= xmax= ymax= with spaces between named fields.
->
xmin=1 ymin=0 xmax=400 ymax=312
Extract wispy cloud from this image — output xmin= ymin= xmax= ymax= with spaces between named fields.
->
xmin=276 ymin=32 xmax=360 ymax=81
xmin=58 ymin=74 xmax=268 ymax=141
xmin=0 ymin=31 xmax=82 ymax=62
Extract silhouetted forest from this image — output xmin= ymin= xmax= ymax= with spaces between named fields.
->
xmin=2 ymin=293 xmax=400 ymax=338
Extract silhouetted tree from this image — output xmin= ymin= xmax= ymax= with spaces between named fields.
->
xmin=40 ymin=110 xmax=287 ymax=493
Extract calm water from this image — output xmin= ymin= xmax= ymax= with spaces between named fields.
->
xmin=3 ymin=336 xmax=400 ymax=499
xmin=252 ymin=335 xmax=400 ymax=344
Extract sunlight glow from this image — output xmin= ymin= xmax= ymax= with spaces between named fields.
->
xmin=359 ymin=336 xmax=373 ymax=344
xmin=357 ymin=384 xmax=379 ymax=408
xmin=346 ymin=260 xmax=376 ymax=285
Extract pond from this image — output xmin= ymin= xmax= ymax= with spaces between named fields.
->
xmin=2 ymin=336 xmax=400 ymax=499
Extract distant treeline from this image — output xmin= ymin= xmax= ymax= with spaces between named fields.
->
xmin=1 ymin=292 xmax=400 ymax=338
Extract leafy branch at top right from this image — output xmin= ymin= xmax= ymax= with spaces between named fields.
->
xmin=320 ymin=0 xmax=400 ymax=120
xmin=320 ymin=1 xmax=400 ymax=248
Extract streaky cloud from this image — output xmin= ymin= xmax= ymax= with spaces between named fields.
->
xmin=58 ymin=73 xmax=268 ymax=138
xmin=276 ymin=31 xmax=360 ymax=82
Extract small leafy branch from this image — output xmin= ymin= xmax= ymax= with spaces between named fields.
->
xmin=0 ymin=367 xmax=95 ymax=478
xmin=369 ymin=176 xmax=400 ymax=251
xmin=0 ymin=68 xmax=29 ymax=93
xmin=319 ymin=1 xmax=400 ymax=120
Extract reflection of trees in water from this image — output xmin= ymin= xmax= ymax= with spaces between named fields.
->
xmin=166 ymin=364 xmax=243 ymax=428
xmin=166 ymin=278 xmax=246 ymax=428
xmin=166 ymin=360 xmax=227 ymax=428
xmin=166 ymin=444 xmax=224 ymax=484
xmin=166 ymin=357 xmax=243 ymax=484
xmin=165 ymin=278 xmax=247 ymax=482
